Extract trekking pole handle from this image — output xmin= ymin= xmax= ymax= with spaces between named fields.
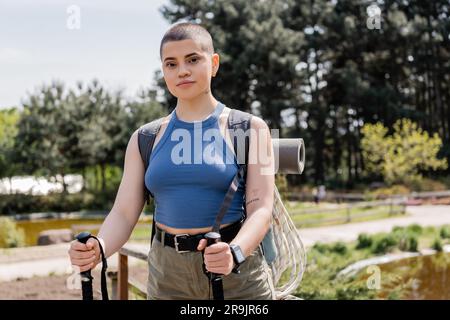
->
xmin=76 ymin=232 xmax=93 ymax=277
xmin=205 ymin=231 xmax=221 ymax=246
xmin=75 ymin=231 xmax=94 ymax=300
xmin=204 ymin=231 xmax=222 ymax=277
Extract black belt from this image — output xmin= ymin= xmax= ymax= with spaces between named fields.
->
xmin=154 ymin=219 xmax=243 ymax=253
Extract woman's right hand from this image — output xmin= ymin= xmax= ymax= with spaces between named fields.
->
xmin=68 ymin=238 xmax=101 ymax=272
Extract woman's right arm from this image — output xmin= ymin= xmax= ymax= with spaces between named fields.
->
xmin=69 ymin=129 xmax=147 ymax=271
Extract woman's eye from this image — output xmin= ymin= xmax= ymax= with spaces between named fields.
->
xmin=165 ymin=57 xmax=199 ymax=68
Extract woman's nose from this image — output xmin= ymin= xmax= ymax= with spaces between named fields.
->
xmin=178 ymin=63 xmax=191 ymax=77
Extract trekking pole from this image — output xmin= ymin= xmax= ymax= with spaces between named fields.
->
xmin=204 ymin=231 xmax=224 ymax=300
xmin=75 ymin=231 xmax=109 ymax=301
xmin=76 ymin=232 xmax=94 ymax=300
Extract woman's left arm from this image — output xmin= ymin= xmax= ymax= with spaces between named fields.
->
xmin=230 ymin=116 xmax=275 ymax=257
xmin=199 ymin=116 xmax=275 ymax=275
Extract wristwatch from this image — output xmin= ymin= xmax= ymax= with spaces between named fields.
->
xmin=229 ymin=244 xmax=246 ymax=274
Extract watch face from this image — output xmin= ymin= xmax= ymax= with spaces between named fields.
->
xmin=231 ymin=245 xmax=245 ymax=264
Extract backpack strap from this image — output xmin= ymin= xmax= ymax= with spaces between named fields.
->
xmin=206 ymin=108 xmax=252 ymax=300
xmin=137 ymin=117 xmax=164 ymax=203
xmin=137 ymin=116 xmax=164 ymax=244
xmin=227 ymin=109 xmax=253 ymax=220
xmin=209 ymin=108 xmax=253 ymax=232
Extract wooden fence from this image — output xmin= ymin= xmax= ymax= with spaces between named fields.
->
xmin=288 ymin=189 xmax=450 ymax=203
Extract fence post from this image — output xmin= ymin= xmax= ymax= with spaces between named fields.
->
xmin=118 ymin=252 xmax=128 ymax=300
xmin=346 ymin=205 xmax=351 ymax=223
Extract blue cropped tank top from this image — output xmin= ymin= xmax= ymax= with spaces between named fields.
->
xmin=144 ymin=101 xmax=245 ymax=228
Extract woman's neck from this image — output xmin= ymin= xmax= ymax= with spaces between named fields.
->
xmin=175 ymin=94 xmax=219 ymax=122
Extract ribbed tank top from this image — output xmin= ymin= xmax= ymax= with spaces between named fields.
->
xmin=144 ymin=101 xmax=245 ymax=228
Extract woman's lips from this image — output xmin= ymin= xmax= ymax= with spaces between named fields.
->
xmin=177 ymin=81 xmax=195 ymax=87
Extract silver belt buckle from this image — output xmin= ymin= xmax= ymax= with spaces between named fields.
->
xmin=174 ymin=234 xmax=190 ymax=253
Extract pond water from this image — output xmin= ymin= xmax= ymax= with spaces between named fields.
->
xmin=15 ymin=218 xmax=151 ymax=246
xmin=358 ymin=253 xmax=450 ymax=299
xmin=16 ymin=218 xmax=105 ymax=246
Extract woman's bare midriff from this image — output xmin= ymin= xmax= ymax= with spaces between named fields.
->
xmin=155 ymin=221 xmax=234 ymax=235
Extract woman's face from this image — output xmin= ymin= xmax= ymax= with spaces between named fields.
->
xmin=161 ymin=39 xmax=219 ymax=100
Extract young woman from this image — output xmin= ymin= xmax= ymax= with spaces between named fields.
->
xmin=68 ymin=22 xmax=276 ymax=300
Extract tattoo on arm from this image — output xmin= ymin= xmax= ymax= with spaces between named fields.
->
xmin=246 ymin=198 xmax=260 ymax=206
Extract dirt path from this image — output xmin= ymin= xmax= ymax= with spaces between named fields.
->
xmin=0 ymin=266 xmax=149 ymax=300
xmin=0 ymin=242 xmax=149 ymax=282
xmin=0 ymin=242 xmax=150 ymax=299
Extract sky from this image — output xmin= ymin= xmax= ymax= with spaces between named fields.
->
xmin=0 ymin=0 xmax=172 ymax=108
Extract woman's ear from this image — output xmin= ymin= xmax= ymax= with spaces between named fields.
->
xmin=212 ymin=53 xmax=220 ymax=77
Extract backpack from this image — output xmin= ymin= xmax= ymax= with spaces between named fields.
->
xmin=137 ymin=108 xmax=306 ymax=300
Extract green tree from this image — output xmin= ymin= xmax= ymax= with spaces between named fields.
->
xmin=361 ymin=119 xmax=447 ymax=186
xmin=0 ymin=108 xmax=21 ymax=193
xmin=11 ymin=80 xmax=166 ymax=196
xmin=168 ymin=0 xmax=450 ymax=187
xmin=14 ymin=82 xmax=77 ymax=192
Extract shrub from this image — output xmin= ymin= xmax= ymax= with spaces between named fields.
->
xmin=356 ymin=233 xmax=373 ymax=249
xmin=372 ymin=234 xmax=398 ymax=254
xmin=406 ymin=235 xmax=418 ymax=252
xmin=392 ymin=225 xmax=422 ymax=236
xmin=331 ymin=242 xmax=348 ymax=255
xmin=312 ymin=242 xmax=330 ymax=254
xmin=440 ymin=226 xmax=450 ymax=239
xmin=410 ymin=178 xmax=447 ymax=192
xmin=432 ymin=238 xmax=443 ymax=252
xmin=393 ymin=225 xmax=419 ymax=252
xmin=406 ymin=224 xmax=423 ymax=235
xmin=0 ymin=217 xmax=25 ymax=248
xmin=368 ymin=185 xmax=411 ymax=199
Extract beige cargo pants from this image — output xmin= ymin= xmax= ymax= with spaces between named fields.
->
xmin=147 ymin=238 xmax=276 ymax=300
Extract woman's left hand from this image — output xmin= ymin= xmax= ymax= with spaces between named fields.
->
xmin=197 ymin=239 xmax=234 ymax=275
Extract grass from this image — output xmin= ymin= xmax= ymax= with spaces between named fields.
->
xmin=286 ymin=201 xmax=343 ymax=211
xmin=289 ymin=204 xmax=405 ymax=228
xmin=296 ymin=243 xmax=375 ymax=300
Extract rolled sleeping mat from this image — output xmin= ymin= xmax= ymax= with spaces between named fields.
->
xmin=272 ymin=138 xmax=305 ymax=175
